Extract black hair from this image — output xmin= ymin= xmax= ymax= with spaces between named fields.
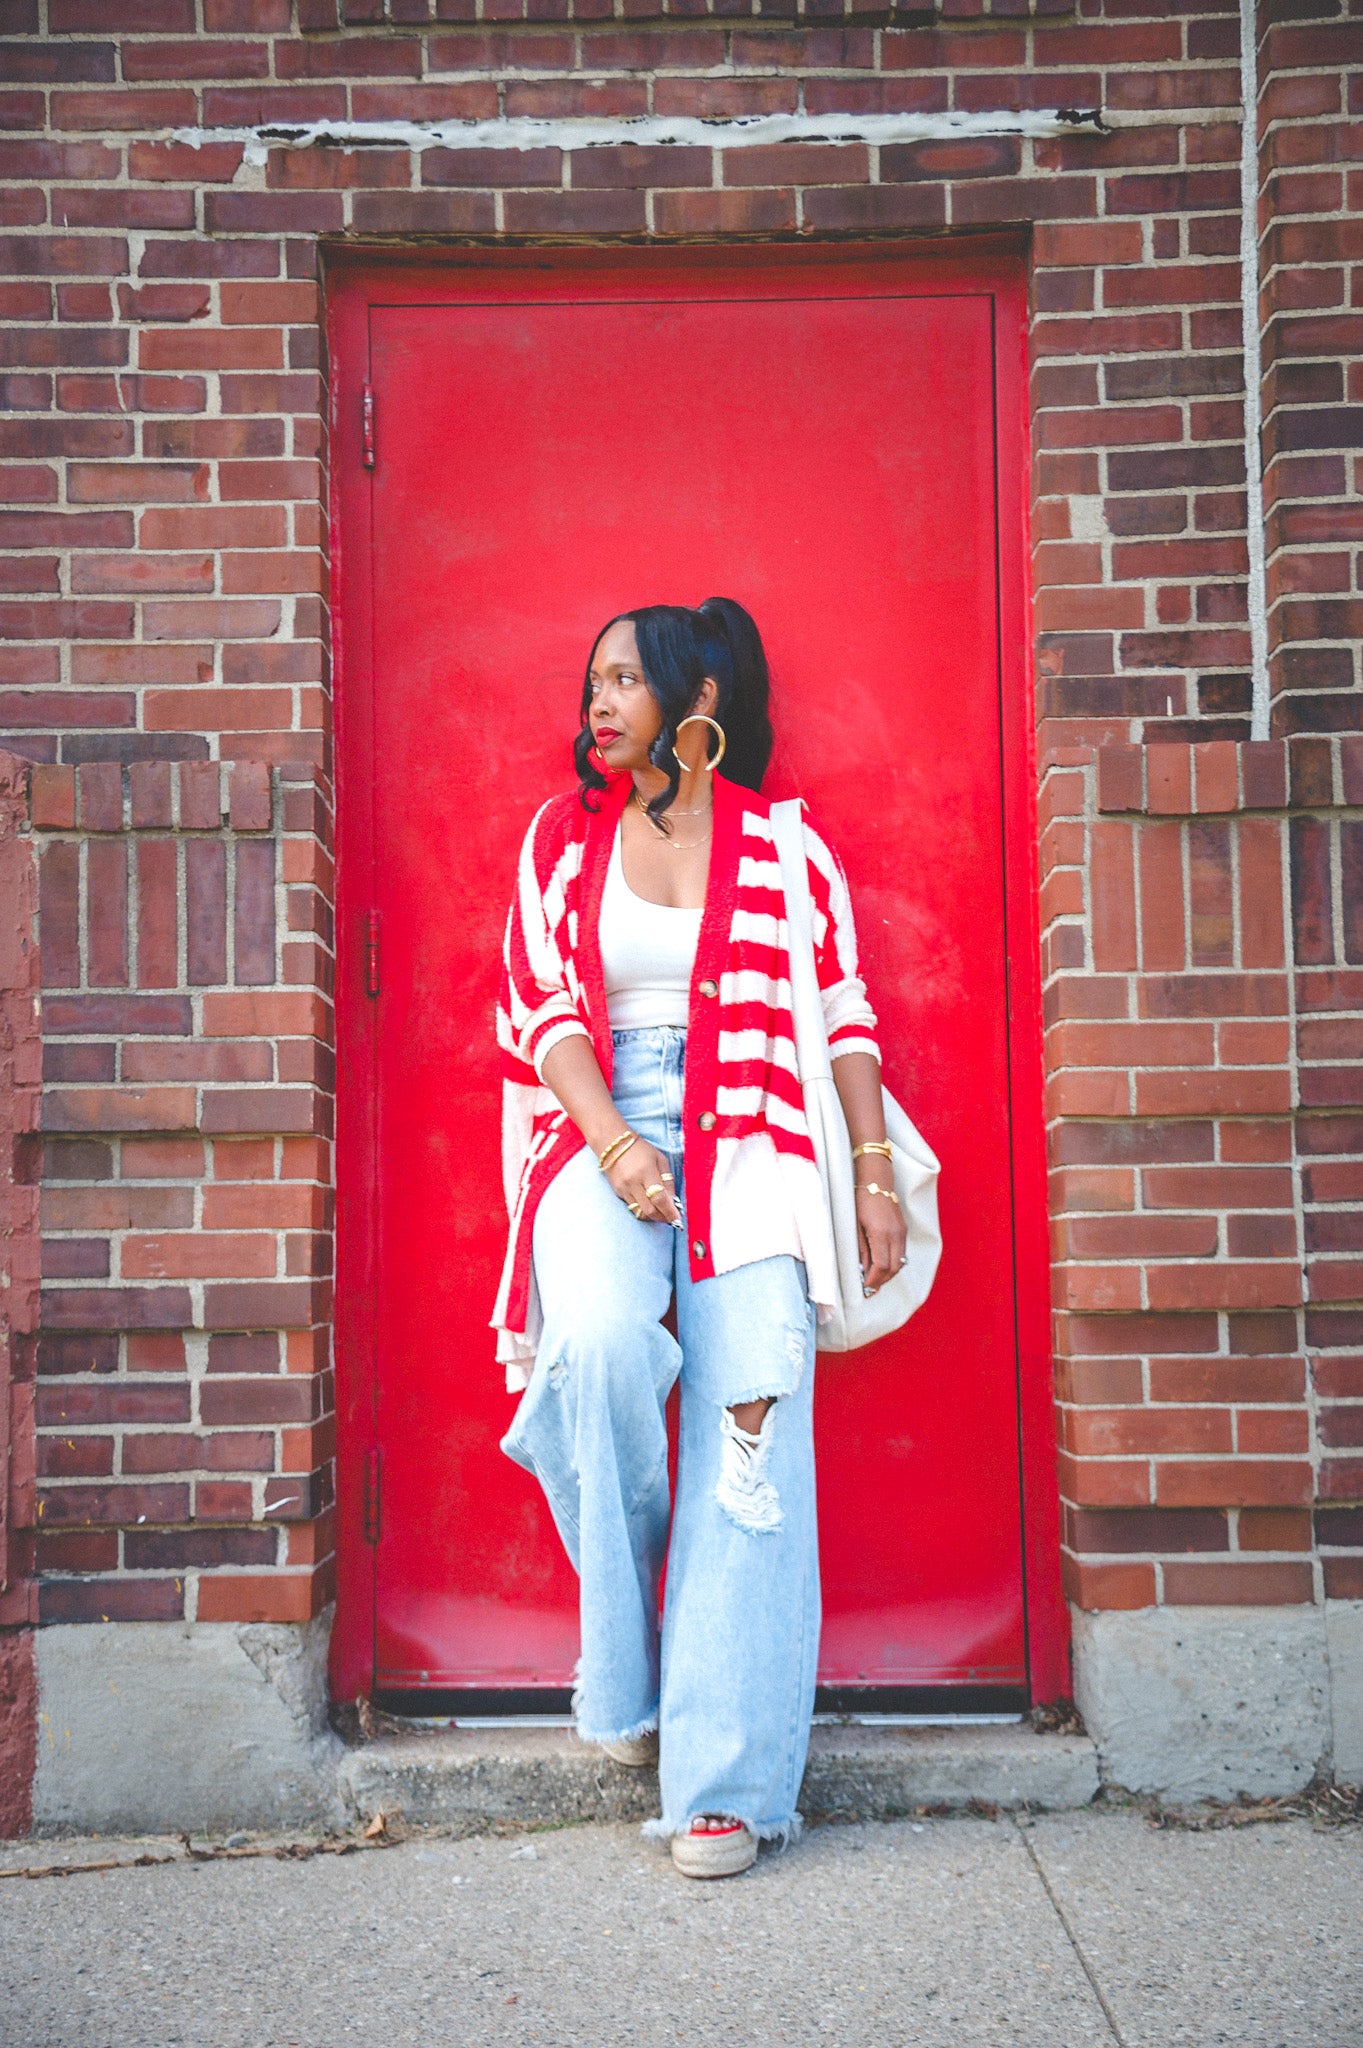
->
xmin=573 ymin=597 xmax=774 ymax=826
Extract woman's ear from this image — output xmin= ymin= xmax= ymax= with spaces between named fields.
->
xmin=696 ymin=675 xmax=720 ymax=718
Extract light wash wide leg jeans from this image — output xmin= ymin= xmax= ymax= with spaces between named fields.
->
xmin=500 ymin=1025 xmax=820 ymax=1843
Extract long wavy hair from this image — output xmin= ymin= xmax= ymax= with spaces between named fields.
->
xmin=573 ymin=598 xmax=774 ymax=827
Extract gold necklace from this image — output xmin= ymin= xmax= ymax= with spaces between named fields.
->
xmin=630 ymin=790 xmax=713 ymax=848
xmin=631 ymin=789 xmax=710 ymax=819
xmin=648 ymin=822 xmax=713 ymax=851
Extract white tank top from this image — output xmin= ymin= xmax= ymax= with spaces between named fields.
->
xmin=599 ymin=827 xmax=702 ymax=1032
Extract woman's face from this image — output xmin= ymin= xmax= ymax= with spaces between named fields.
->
xmin=586 ymin=619 xmax=663 ymax=776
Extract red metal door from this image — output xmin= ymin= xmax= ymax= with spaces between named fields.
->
xmin=330 ymin=247 xmax=1064 ymax=1705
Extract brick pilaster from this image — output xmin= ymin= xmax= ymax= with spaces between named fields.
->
xmin=1048 ymin=734 xmax=1363 ymax=1607
xmin=0 ymin=748 xmax=39 ymax=1835
xmin=1256 ymin=0 xmax=1363 ymax=734
xmin=32 ymin=758 xmax=335 ymax=1626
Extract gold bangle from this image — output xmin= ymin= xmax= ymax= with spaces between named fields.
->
xmin=858 ymin=1181 xmax=900 ymax=1206
xmin=852 ymin=1141 xmax=893 ymax=1161
xmin=597 ymin=1130 xmax=637 ymax=1174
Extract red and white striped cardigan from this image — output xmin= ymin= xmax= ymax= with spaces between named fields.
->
xmin=491 ymin=771 xmax=880 ymax=1386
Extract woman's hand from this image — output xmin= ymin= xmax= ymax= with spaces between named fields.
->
xmin=539 ymin=1040 xmax=682 ymax=1228
xmin=830 ymin=1051 xmax=907 ymax=1294
xmin=855 ymin=1177 xmax=907 ymax=1294
xmin=607 ymin=1136 xmax=681 ymax=1227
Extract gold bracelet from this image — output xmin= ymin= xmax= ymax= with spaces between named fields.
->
xmin=597 ymin=1130 xmax=637 ymax=1174
xmin=852 ymin=1140 xmax=893 ymax=1161
xmin=858 ymin=1181 xmax=900 ymax=1206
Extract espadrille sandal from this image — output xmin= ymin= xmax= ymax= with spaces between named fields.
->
xmin=669 ymin=1817 xmax=757 ymax=1880
xmin=599 ymin=1729 xmax=659 ymax=1768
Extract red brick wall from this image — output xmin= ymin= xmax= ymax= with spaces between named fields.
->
xmin=31 ymin=756 xmax=334 ymax=1624
xmin=1047 ymin=732 xmax=1362 ymax=1607
xmin=0 ymin=750 xmax=38 ymax=1834
xmin=1256 ymin=3 xmax=1363 ymax=735
xmin=0 ymin=2 xmax=1357 ymax=1670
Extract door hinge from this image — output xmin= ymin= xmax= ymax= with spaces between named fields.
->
xmin=366 ymin=909 xmax=380 ymax=997
xmin=363 ymin=1448 xmax=381 ymax=1546
xmin=361 ymin=381 xmax=375 ymax=470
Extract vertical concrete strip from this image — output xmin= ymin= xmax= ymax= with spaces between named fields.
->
xmin=1240 ymin=0 xmax=1272 ymax=741
xmin=0 ymin=750 xmax=39 ymax=1837
xmin=1325 ymin=1603 xmax=1363 ymax=1782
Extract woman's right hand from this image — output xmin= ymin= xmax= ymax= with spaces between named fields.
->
xmin=538 ymin=1041 xmax=682 ymax=1228
xmin=606 ymin=1136 xmax=681 ymax=1227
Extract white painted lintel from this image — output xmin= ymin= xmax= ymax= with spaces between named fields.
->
xmin=174 ymin=106 xmax=1108 ymax=166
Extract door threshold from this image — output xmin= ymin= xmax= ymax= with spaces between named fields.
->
xmin=373 ymin=1684 xmax=1031 ymax=1727
xmin=813 ymin=1712 xmax=1023 ymax=1727
xmin=383 ymin=1712 xmax=1024 ymax=1731
xmin=453 ymin=1715 xmax=575 ymax=1729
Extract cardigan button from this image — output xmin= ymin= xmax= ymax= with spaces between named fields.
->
xmin=692 ymin=1240 xmax=706 ymax=1260
xmin=697 ymin=1110 xmax=716 ymax=1132
xmin=699 ymin=977 xmax=718 ymax=998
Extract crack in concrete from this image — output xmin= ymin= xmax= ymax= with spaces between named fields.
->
xmin=1014 ymin=1818 xmax=1129 ymax=2048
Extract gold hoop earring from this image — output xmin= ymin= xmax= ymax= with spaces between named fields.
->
xmin=673 ymin=713 xmax=726 ymax=774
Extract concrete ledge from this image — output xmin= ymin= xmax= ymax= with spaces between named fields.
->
xmin=338 ymin=1722 xmax=1100 ymax=1830
xmin=800 ymin=1724 xmax=1100 ymax=1820
xmin=339 ymin=1726 xmax=658 ymax=1830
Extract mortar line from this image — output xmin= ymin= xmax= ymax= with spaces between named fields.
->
xmin=1014 ymin=1818 xmax=1129 ymax=2048
xmin=1238 ymin=0 xmax=1271 ymax=742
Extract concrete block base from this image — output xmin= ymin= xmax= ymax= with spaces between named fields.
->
xmin=338 ymin=1722 xmax=1100 ymax=1831
xmin=1071 ymin=1604 xmax=1335 ymax=1803
xmin=33 ymin=1613 xmax=345 ymax=1836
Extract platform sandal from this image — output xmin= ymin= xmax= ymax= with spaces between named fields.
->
xmin=599 ymin=1729 xmax=658 ymax=1768
xmin=669 ymin=1816 xmax=758 ymax=1880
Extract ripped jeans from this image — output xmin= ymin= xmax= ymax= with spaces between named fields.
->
xmin=500 ymin=1026 xmax=820 ymax=1843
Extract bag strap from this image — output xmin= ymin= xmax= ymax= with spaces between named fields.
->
xmin=770 ymin=798 xmax=833 ymax=1087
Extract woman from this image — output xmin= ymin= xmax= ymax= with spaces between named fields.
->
xmin=493 ymin=599 xmax=906 ymax=1879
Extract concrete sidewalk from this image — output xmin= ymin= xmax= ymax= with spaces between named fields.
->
xmin=1 ymin=1809 xmax=1360 ymax=2048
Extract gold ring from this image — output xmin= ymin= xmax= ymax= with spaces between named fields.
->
xmin=643 ymin=1183 xmax=665 ymax=1200
xmin=627 ymin=1201 xmax=642 ymax=1217
xmin=660 ymin=1171 xmax=674 ymax=1183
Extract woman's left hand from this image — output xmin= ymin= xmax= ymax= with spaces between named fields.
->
xmin=855 ymin=1180 xmax=907 ymax=1294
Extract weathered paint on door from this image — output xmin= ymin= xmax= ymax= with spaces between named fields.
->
xmin=330 ymin=247 xmax=1065 ymax=1705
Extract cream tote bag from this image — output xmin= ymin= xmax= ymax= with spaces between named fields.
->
xmin=769 ymin=799 xmax=943 ymax=1352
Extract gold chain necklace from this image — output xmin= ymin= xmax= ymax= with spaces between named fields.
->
xmin=630 ymin=789 xmax=713 ymax=850
xmin=631 ymin=789 xmax=710 ymax=818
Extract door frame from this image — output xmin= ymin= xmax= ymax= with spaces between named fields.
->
xmin=325 ymin=239 xmax=1068 ymax=1708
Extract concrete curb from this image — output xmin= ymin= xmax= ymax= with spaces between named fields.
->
xmin=338 ymin=1723 xmax=1100 ymax=1830
xmin=801 ymin=1724 xmax=1100 ymax=1820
